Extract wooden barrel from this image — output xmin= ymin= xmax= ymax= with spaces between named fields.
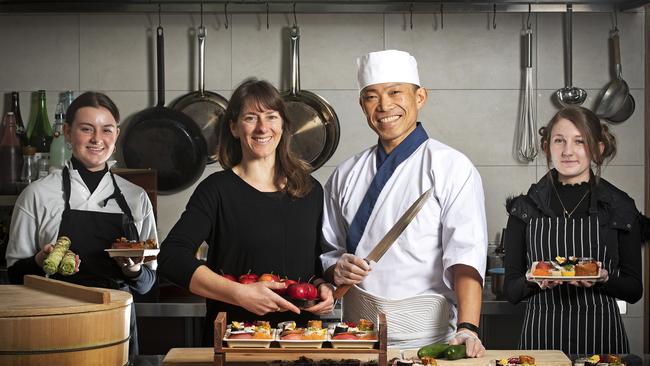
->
xmin=0 ymin=275 xmax=132 ymax=366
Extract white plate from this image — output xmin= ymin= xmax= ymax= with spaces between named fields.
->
xmin=329 ymin=338 xmax=377 ymax=349
xmin=222 ymin=329 xmax=274 ymax=348
xmin=276 ymin=338 xmax=325 ymax=349
xmin=527 ymin=261 xmax=601 ymax=282
xmin=104 ymin=248 xmax=160 ymax=258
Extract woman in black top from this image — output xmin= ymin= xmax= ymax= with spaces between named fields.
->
xmin=158 ymin=78 xmax=334 ymax=346
xmin=504 ymin=106 xmax=643 ymax=354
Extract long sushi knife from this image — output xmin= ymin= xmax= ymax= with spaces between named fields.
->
xmin=333 ymin=188 xmax=433 ymax=299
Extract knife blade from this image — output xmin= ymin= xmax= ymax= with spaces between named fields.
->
xmin=333 ymin=188 xmax=433 ymax=299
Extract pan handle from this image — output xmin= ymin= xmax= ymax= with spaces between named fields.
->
xmin=157 ymin=26 xmax=165 ymax=107
xmin=612 ymin=31 xmax=622 ymax=79
xmin=198 ymin=26 xmax=206 ymax=96
xmin=289 ymin=26 xmax=300 ymax=96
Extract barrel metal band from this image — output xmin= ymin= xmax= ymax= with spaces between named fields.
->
xmin=0 ymin=336 xmax=130 ymax=355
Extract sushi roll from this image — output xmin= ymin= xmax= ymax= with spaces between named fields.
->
xmin=333 ymin=322 xmax=349 ymax=335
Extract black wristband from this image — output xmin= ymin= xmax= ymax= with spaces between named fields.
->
xmin=457 ymin=322 xmax=480 ymax=334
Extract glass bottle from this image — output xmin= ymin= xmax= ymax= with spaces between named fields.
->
xmin=10 ymin=91 xmax=27 ymax=146
xmin=28 ymin=90 xmax=53 ymax=155
xmin=61 ymin=90 xmax=74 ymax=120
xmin=0 ymin=112 xmax=24 ymax=195
xmin=20 ymin=146 xmax=38 ymax=189
xmin=49 ymin=103 xmax=71 ymax=172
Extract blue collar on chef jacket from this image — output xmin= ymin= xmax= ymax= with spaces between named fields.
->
xmin=345 ymin=122 xmax=428 ymax=254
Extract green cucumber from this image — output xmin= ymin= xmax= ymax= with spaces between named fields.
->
xmin=444 ymin=345 xmax=467 ymax=360
xmin=417 ymin=343 xmax=449 ymax=359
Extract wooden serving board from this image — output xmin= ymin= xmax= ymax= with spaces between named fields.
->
xmin=401 ymin=349 xmax=570 ymax=366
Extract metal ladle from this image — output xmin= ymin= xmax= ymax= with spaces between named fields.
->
xmin=555 ymin=5 xmax=587 ymax=106
xmin=595 ymin=29 xmax=632 ymax=121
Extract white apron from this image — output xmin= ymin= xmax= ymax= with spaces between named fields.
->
xmin=343 ymin=285 xmax=455 ymax=349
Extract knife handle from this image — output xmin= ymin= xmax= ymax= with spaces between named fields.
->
xmin=333 ymin=284 xmax=351 ymax=299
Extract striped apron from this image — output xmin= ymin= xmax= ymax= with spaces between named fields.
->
xmin=520 ymin=214 xmax=629 ymax=354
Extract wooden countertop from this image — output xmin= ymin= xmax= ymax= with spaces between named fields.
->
xmin=163 ymin=348 xmax=570 ymax=366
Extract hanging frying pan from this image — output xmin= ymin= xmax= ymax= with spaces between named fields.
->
xmin=121 ymin=25 xmax=207 ymax=194
xmin=282 ymin=26 xmax=340 ymax=171
xmin=170 ymin=26 xmax=228 ymax=163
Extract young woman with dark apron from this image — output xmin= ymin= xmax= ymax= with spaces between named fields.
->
xmin=52 ymin=166 xmax=145 ymax=360
xmin=503 ymin=107 xmax=643 ymax=355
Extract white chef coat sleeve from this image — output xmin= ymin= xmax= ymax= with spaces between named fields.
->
xmin=437 ymin=155 xmax=488 ymax=290
xmin=320 ymin=176 xmax=348 ymax=272
xmin=138 ymin=191 xmax=158 ymax=270
xmin=6 ymin=187 xmax=41 ymax=268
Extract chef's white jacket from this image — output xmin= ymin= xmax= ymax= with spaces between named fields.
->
xmin=321 ymin=138 xmax=488 ymax=305
xmin=6 ymin=160 xmax=158 ymax=268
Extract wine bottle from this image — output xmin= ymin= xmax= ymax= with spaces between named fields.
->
xmin=10 ymin=91 xmax=27 ymax=146
xmin=0 ymin=112 xmax=24 ymax=194
xmin=20 ymin=146 xmax=38 ymax=190
xmin=49 ymin=103 xmax=71 ymax=171
xmin=28 ymin=90 xmax=53 ymax=154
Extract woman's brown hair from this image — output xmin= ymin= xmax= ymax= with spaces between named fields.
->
xmin=65 ymin=91 xmax=120 ymax=125
xmin=539 ymin=106 xmax=617 ymax=180
xmin=217 ymin=78 xmax=313 ymax=198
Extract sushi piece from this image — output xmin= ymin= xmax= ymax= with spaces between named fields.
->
xmin=333 ymin=322 xmax=349 ymax=335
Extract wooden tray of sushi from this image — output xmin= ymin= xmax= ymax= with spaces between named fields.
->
xmin=213 ymin=312 xmax=388 ymax=366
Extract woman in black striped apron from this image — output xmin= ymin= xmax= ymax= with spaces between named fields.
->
xmin=503 ymin=106 xmax=643 ymax=355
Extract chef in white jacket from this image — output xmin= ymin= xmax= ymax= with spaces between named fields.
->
xmin=321 ymin=50 xmax=487 ymax=355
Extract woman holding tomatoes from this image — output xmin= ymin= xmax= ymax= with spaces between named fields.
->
xmin=158 ymin=78 xmax=334 ymax=346
xmin=503 ymin=106 xmax=643 ymax=354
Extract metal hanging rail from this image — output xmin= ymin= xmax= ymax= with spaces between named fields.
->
xmin=0 ymin=0 xmax=647 ymax=13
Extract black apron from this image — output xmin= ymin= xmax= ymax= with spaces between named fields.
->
xmin=53 ymin=167 xmax=141 ymax=361
xmin=520 ymin=196 xmax=629 ymax=354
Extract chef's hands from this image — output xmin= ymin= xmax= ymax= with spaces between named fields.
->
xmin=332 ymin=253 xmax=371 ymax=286
xmin=114 ymin=256 xmax=144 ymax=277
xmin=449 ymin=329 xmax=485 ymax=358
xmin=234 ymin=281 xmax=301 ymax=316
xmin=535 ymin=279 xmax=563 ymax=290
xmin=35 ymin=244 xmax=81 ymax=273
xmin=304 ymin=282 xmax=335 ymax=315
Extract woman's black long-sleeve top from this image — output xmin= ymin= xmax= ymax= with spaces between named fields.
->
xmin=503 ymin=170 xmax=643 ymax=304
xmin=158 ymin=170 xmax=324 ymax=345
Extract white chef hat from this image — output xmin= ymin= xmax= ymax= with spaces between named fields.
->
xmin=356 ymin=50 xmax=420 ymax=91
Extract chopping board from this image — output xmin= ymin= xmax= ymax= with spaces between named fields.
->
xmin=0 ymin=275 xmax=132 ymax=366
xmin=401 ymin=349 xmax=570 ymax=366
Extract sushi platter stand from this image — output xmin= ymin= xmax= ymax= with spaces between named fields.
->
xmin=164 ymin=311 xmax=388 ymax=366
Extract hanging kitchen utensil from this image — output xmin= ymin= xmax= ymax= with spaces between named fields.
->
xmin=518 ymin=26 xmax=538 ymax=162
xmin=555 ymin=5 xmax=587 ymax=106
xmin=282 ymin=26 xmax=340 ymax=171
xmin=171 ymin=23 xmax=228 ymax=164
xmin=595 ymin=28 xmax=633 ymax=123
xmin=607 ymin=93 xmax=635 ymax=123
xmin=121 ymin=22 xmax=207 ymax=194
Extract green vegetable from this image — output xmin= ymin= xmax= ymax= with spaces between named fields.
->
xmin=417 ymin=343 xmax=449 ymax=359
xmin=444 ymin=345 xmax=467 ymax=360
xmin=57 ymin=250 xmax=76 ymax=276
xmin=43 ymin=236 xmax=71 ymax=275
